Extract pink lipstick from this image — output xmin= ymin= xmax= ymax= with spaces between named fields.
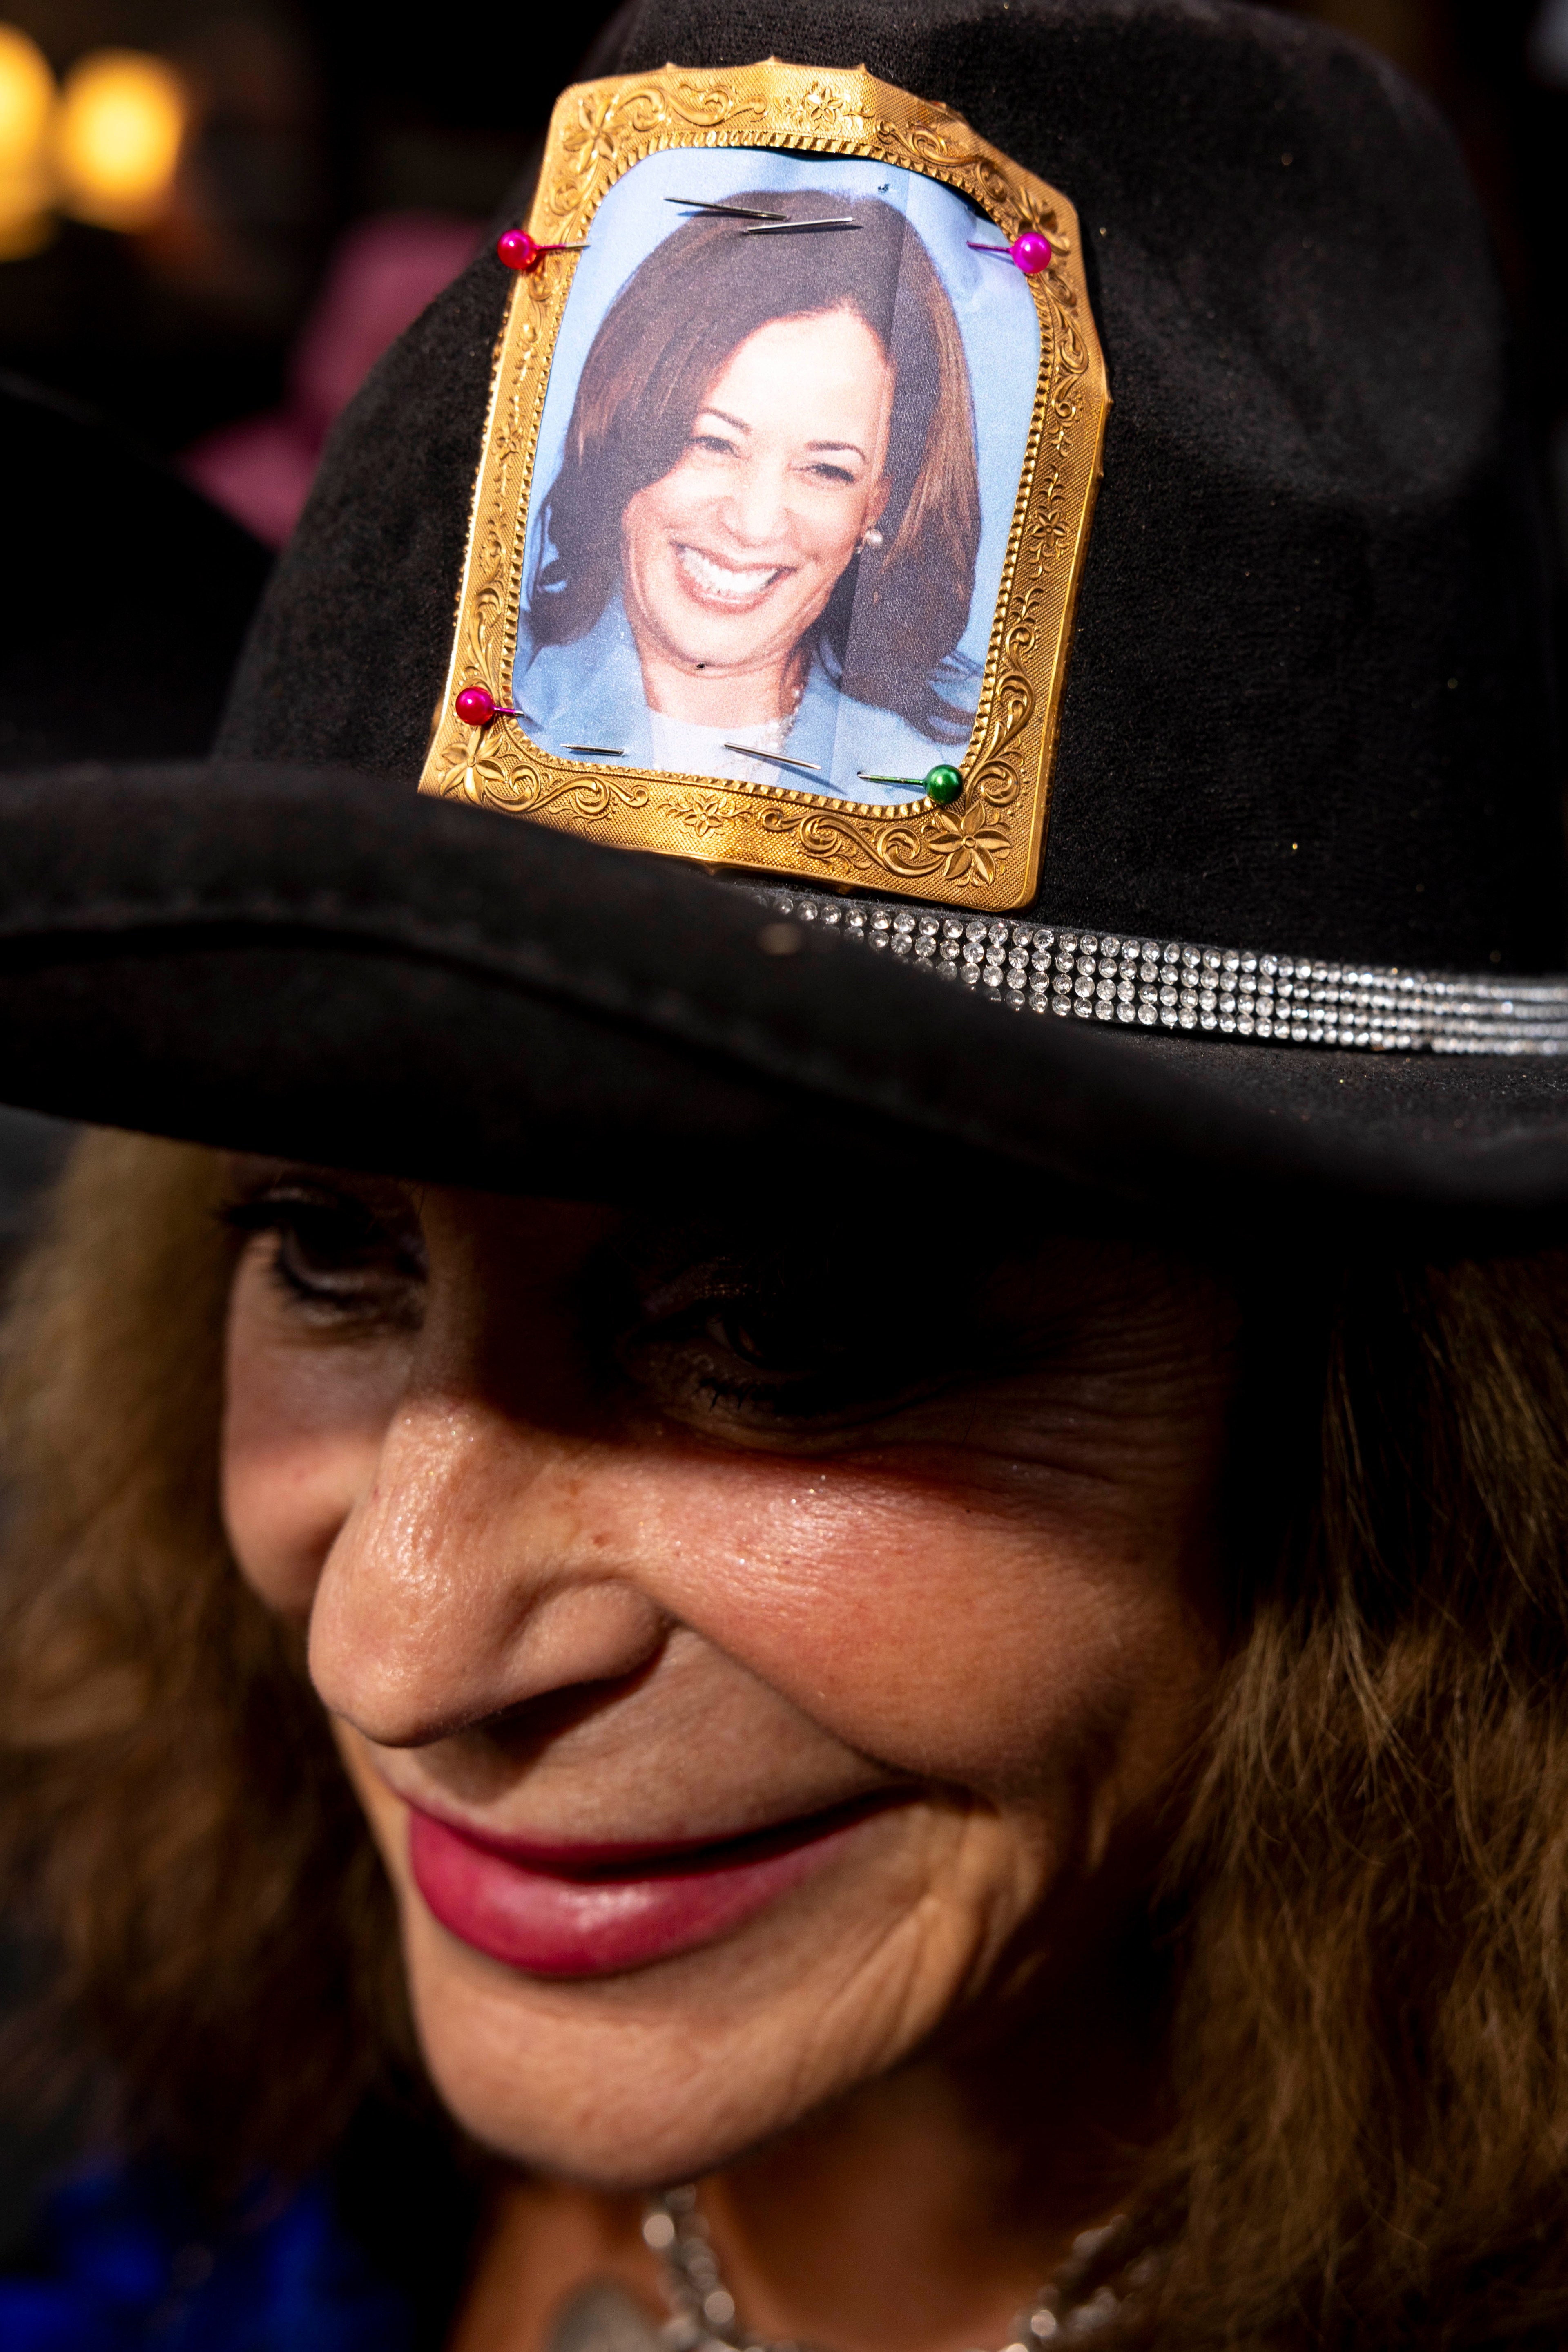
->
xmin=407 ymin=1800 xmax=881 ymax=1979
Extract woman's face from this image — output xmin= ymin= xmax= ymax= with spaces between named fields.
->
xmin=222 ymin=1174 xmax=1238 ymax=2187
xmin=620 ymin=306 xmax=894 ymax=693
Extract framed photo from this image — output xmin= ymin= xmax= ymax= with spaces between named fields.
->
xmin=421 ymin=60 xmax=1109 ymax=911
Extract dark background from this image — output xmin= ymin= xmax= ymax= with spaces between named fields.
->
xmin=0 ymin=0 xmax=620 ymax=452
xmin=0 ymin=0 xmax=1563 ymax=509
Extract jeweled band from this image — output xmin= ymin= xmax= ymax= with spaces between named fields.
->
xmin=754 ymin=892 xmax=1568 ymax=1054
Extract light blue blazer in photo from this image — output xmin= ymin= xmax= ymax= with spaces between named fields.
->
xmin=513 ymin=591 xmax=973 ymax=804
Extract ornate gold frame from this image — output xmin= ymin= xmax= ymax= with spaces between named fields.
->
xmin=418 ymin=59 xmax=1109 ymax=911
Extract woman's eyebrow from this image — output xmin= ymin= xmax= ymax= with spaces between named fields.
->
xmin=696 ymin=405 xmax=749 ymax=434
xmin=807 ymin=439 xmax=866 ymax=459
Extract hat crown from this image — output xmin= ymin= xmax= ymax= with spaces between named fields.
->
xmin=219 ymin=0 xmax=1563 ymax=972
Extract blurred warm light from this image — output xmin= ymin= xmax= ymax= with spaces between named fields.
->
xmin=54 ymin=48 xmax=185 ymax=232
xmin=0 ymin=23 xmax=55 ymax=259
xmin=0 ymin=23 xmax=51 ymax=165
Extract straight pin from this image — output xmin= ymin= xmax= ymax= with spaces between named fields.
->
xmin=496 ymin=230 xmax=589 ymax=274
xmin=667 ymin=197 xmax=782 ymax=221
xmin=858 ymin=764 xmax=965 ymax=804
xmin=725 ymin=745 xmax=822 ymax=774
xmin=738 ymin=218 xmax=859 ymax=235
xmin=967 ymin=231 xmax=1053 ymax=275
xmin=563 ymin=744 xmax=625 ymax=756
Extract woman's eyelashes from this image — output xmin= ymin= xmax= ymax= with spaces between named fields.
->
xmin=611 ymin=1267 xmax=956 ymax=1431
xmin=223 ymin=1188 xmax=428 ymax=1327
xmin=805 ymin=459 xmax=857 ymax=487
xmin=220 ymin=1195 xmax=1065 ymax=1432
xmin=682 ymin=422 xmax=862 ymax=491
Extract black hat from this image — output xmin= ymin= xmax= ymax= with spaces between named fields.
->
xmin=0 ymin=0 xmax=1564 ymax=1233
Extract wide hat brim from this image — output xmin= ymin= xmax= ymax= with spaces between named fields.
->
xmin=4 ymin=761 xmax=1568 ymax=1243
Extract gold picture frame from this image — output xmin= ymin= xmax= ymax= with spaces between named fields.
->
xmin=419 ymin=58 xmax=1109 ymax=912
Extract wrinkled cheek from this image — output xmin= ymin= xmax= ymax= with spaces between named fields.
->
xmin=607 ymin=1458 xmax=1201 ymax=1801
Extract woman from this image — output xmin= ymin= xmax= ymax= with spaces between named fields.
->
xmin=8 ymin=1068 xmax=1568 ymax=2352
xmin=2 ymin=0 xmax=1568 ymax=2343
xmin=517 ymin=190 xmax=982 ymax=798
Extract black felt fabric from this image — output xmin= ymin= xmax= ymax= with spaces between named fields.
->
xmin=218 ymin=0 xmax=1563 ymax=974
xmin=2 ymin=761 xmax=1568 ymax=1236
xmin=215 ymin=264 xmax=506 ymax=789
xmin=0 ymin=375 xmax=272 ymax=771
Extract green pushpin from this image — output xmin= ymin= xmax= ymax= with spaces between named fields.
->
xmin=857 ymin=763 xmax=964 ymax=805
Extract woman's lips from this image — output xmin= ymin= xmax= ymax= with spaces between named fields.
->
xmin=407 ymin=1798 xmax=885 ymax=1979
xmin=674 ymin=540 xmax=789 ymax=606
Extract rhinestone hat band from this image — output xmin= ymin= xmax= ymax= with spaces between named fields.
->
xmin=755 ymin=893 xmax=1568 ymax=1056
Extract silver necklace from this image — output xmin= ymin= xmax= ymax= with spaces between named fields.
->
xmin=640 ymin=2185 xmax=1127 ymax=2352
xmin=542 ymin=2189 xmax=1127 ymax=2352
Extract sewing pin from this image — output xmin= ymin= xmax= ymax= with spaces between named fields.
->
xmin=967 ymin=231 xmax=1053 ymax=275
xmin=496 ymin=230 xmax=589 ymax=274
xmin=738 ymin=217 xmax=859 ymax=235
xmin=455 ymin=687 xmax=515 ymax=727
xmin=725 ymin=746 xmax=823 ymax=775
xmin=667 ymin=197 xmax=783 ymax=221
xmin=857 ymin=764 xmax=965 ymax=805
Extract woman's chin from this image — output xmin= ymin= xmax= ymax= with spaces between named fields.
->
xmin=420 ymin=2055 xmax=796 ymax=2191
xmin=401 ymin=1945 xmax=853 ymax=2186
xmin=659 ymin=614 xmax=794 ymax=676
xmin=393 ymin=1822 xmax=1006 ymax=2187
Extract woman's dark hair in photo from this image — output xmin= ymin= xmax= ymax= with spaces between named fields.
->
xmin=526 ymin=189 xmax=983 ymax=742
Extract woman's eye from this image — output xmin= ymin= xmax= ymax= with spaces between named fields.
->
xmin=688 ymin=432 xmax=739 ymax=458
xmin=622 ymin=1305 xmax=850 ymax=1424
xmin=613 ymin=1276 xmax=939 ymax=1434
xmin=803 ymin=460 xmax=856 ymax=486
xmin=224 ymin=1192 xmax=427 ymax=1328
xmin=701 ymin=1302 xmax=817 ymax=1376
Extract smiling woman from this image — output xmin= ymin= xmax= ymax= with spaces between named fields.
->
xmin=8 ymin=1136 xmax=1568 ymax=2352
xmin=7 ymin=0 xmax=1568 ymax=2346
xmin=517 ymin=180 xmax=986 ymax=796
xmin=618 ymin=308 xmax=897 ymax=747
xmin=216 ymin=1173 xmax=1233 ymax=2205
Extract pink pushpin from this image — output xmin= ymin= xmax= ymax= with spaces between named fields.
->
xmin=496 ymin=228 xmax=587 ymax=273
xmin=455 ymin=686 xmax=517 ymax=727
xmin=967 ymin=230 xmax=1053 ymax=275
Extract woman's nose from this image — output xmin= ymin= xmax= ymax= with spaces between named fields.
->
xmin=306 ymin=1390 xmax=668 ymax=1748
xmin=718 ymin=459 xmax=795 ymax=550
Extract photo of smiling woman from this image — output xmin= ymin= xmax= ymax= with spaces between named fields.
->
xmin=515 ymin=188 xmax=984 ymax=800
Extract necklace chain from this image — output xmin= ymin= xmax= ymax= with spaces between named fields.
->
xmin=641 ymin=2188 xmax=1127 ymax=2352
xmin=749 ymin=667 xmax=807 ymax=754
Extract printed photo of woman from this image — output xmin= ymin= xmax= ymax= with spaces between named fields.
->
xmin=515 ymin=183 xmax=989 ymax=801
